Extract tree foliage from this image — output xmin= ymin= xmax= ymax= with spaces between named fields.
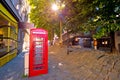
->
xmin=62 ymin=0 xmax=120 ymax=38
xmin=90 ymin=0 xmax=120 ymax=38
xmin=29 ymin=0 xmax=120 ymax=39
xmin=29 ymin=0 xmax=60 ymax=39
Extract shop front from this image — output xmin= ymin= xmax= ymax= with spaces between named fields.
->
xmin=0 ymin=3 xmax=18 ymax=67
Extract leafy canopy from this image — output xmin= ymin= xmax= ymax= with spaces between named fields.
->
xmin=29 ymin=0 xmax=60 ymax=39
xmin=29 ymin=0 xmax=120 ymax=39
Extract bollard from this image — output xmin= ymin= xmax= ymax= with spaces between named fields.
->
xmin=24 ymin=53 xmax=29 ymax=76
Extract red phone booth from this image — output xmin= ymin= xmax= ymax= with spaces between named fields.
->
xmin=29 ymin=28 xmax=48 ymax=77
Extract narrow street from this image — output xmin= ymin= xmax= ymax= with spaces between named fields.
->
xmin=0 ymin=45 xmax=120 ymax=80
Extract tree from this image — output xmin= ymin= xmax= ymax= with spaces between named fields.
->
xmin=62 ymin=0 xmax=120 ymax=52
xmin=82 ymin=0 xmax=120 ymax=52
xmin=28 ymin=0 xmax=60 ymax=40
xmin=60 ymin=0 xmax=97 ymax=33
xmin=29 ymin=0 xmax=120 ymax=51
xmin=62 ymin=0 xmax=120 ymax=35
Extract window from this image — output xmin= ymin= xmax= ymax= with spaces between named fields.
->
xmin=0 ymin=25 xmax=18 ymax=57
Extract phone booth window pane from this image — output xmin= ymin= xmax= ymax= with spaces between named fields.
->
xmin=33 ymin=37 xmax=44 ymax=65
xmin=34 ymin=37 xmax=44 ymax=41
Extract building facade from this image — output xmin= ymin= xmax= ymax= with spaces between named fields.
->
xmin=17 ymin=0 xmax=34 ymax=53
xmin=0 ymin=0 xmax=32 ymax=67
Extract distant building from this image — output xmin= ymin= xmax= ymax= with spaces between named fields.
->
xmin=115 ymin=31 xmax=120 ymax=53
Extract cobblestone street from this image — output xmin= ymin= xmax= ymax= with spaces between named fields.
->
xmin=0 ymin=45 xmax=120 ymax=80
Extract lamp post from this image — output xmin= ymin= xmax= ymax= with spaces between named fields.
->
xmin=59 ymin=17 xmax=62 ymax=44
xmin=52 ymin=2 xmax=65 ymax=44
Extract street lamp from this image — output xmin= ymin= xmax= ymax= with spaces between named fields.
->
xmin=52 ymin=4 xmax=58 ymax=11
xmin=52 ymin=2 xmax=65 ymax=44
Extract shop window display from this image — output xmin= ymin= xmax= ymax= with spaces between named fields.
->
xmin=0 ymin=25 xmax=17 ymax=57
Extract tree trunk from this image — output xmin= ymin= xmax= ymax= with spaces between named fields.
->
xmin=50 ymin=28 xmax=54 ymax=45
xmin=110 ymin=31 xmax=115 ymax=53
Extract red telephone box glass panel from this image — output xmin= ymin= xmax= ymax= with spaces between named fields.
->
xmin=29 ymin=28 xmax=48 ymax=77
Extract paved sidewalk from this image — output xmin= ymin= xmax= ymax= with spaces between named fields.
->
xmin=0 ymin=50 xmax=73 ymax=80
xmin=0 ymin=52 xmax=25 ymax=80
xmin=0 ymin=45 xmax=120 ymax=80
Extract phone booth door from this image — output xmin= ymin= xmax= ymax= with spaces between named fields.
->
xmin=29 ymin=29 xmax=48 ymax=77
